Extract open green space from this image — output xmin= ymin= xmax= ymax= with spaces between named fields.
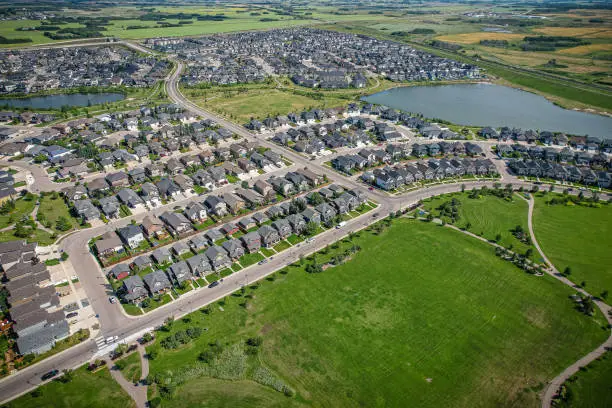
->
xmin=0 ymin=195 xmax=36 ymax=229
xmin=421 ymin=191 xmax=535 ymax=257
xmin=272 ymin=240 xmax=291 ymax=253
xmin=116 ymin=351 xmax=142 ymax=383
xmin=142 ymin=293 xmax=173 ymax=313
xmin=0 ymin=228 xmax=55 ymax=246
xmin=555 ymin=351 xmax=612 ymax=408
xmin=37 ymin=193 xmax=79 ymax=233
xmin=533 ymin=195 xmax=612 ymax=298
xmin=122 ymin=303 xmax=143 ymax=316
xmin=143 ymin=219 xmax=606 ymax=408
xmin=4 ymin=365 xmax=134 ymax=408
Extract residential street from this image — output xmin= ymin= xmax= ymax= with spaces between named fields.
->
xmin=0 ymin=54 xmax=609 ymax=407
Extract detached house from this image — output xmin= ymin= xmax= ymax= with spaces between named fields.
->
xmin=222 ymin=239 xmax=245 ymax=260
xmin=160 ymin=211 xmax=192 ymax=237
xmin=184 ymin=202 xmax=207 ymax=224
xmin=205 ymin=246 xmax=232 ymax=271
xmin=117 ymin=225 xmax=145 ymax=249
xmin=258 ymin=225 xmax=280 ymax=248
xmin=141 ymin=215 xmax=168 ymax=240
xmin=143 ymin=270 xmax=172 ymax=295
xmin=121 ymin=276 xmax=148 ymax=303
xmin=241 ymin=231 xmax=261 ymax=253
xmin=169 ymin=261 xmax=193 ymax=285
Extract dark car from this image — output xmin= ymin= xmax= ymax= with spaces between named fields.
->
xmin=66 ymin=312 xmax=78 ymax=319
xmin=208 ymin=281 xmax=219 ymax=288
xmin=41 ymin=369 xmax=59 ymax=380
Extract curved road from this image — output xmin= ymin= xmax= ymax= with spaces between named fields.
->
xmin=1 ymin=51 xmax=610 ymax=405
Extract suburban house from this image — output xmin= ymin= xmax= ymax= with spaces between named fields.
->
xmin=117 ymin=225 xmax=146 ymax=249
xmin=203 ymin=195 xmax=228 ymax=217
xmin=241 ymin=231 xmax=261 ymax=253
xmin=205 ymin=246 xmax=232 ymax=271
xmin=184 ymin=202 xmax=207 ymax=224
xmin=121 ymin=276 xmax=148 ymax=303
xmin=258 ymin=225 xmax=280 ymax=248
xmin=159 ymin=211 xmax=193 ymax=237
xmin=169 ymin=261 xmax=193 ymax=285
xmin=143 ymin=270 xmax=172 ymax=295
xmin=94 ymin=232 xmax=124 ymax=257
xmin=222 ymin=239 xmax=245 ymax=260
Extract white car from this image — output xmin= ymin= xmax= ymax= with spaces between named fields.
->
xmin=109 ymin=296 xmax=117 ymax=304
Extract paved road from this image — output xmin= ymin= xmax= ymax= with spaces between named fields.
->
xmin=1 ymin=56 xmax=609 ymax=405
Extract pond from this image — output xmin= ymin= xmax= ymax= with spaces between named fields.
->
xmin=363 ymin=83 xmax=612 ymax=140
xmin=0 ymin=93 xmax=125 ymax=110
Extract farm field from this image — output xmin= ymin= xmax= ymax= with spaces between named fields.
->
xmin=4 ymin=365 xmax=134 ymax=408
xmin=556 ymin=352 xmax=612 ymax=408
xmin=533 ymin=196 xmax=612 ymax=299
xmin=421 ymin=191 xmax=535 ymax=257
xmin=143 ymin=219 xmax=607 ymax=408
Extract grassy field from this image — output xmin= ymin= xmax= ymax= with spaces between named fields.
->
xmin=182 ymin=78 xmax=395 ymax=123
xmin=38 ymin=194 xmax=79 ymax=233
xmin=533 ymin=196 xmax=612 ymax=298
xmin=0 ymin=196 xmax=36 ymax=229
xmin=556 ymin=351 xmax=612 ymax=408
xmin=4 ymin=365 xmax=134 ymax=408
xmin=421 ymin=192 xmax=535 ymax=257
xmin=144 ymin=219 xmax=607 ymax=408
xmin=117 ymin=351 xmax=142 ymax=383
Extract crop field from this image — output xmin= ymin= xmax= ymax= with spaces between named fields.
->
xmin=436 ymin=32 xmax=526 ymax=45
xmin=533 ymin=196 xmax=612 ymax=299
xmin=533 ymin=27 xmax=612 ymax=39
xmin=558 ymin=43 xmax=612 ymax=56
xmin=143 ymin=219 xmax=606 ymax=408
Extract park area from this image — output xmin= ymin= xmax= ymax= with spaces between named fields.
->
xmin=140 ymin=219 xmax=607 ymax=407
xmin=4 ymin=214 xmax=611 ymax=407
xmin=533 ymin=194 xmax=612 ymax=300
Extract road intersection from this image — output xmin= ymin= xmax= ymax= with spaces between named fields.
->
xmin=0 ymin=49 xmax=608 ymax=406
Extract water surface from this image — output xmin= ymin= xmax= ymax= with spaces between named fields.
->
xmin=363 ymin=83 xmax=612 ymax=139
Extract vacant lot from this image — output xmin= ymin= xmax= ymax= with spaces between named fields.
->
xmin=145 ymin=219 xmax=606 ymax=408
xmin=533 ymin=197 xmax=612 ymax=298
xmin=5 ymin=365 xmax=134 ymax=408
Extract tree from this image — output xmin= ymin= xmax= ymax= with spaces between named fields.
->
xmin=60 ymin=252 xmax=69 ymax=261
xmin=461 ymin=184 xmax=465 ymax=193
xmin=465 ymin=222 xmax=471 ymax=230
xmin=308 ymin=192 xmax=324 ymax=206
xmin=56 ymin=216 xmax=72 ymax=232
xmin=495 ymin=233 xmax=502 ymax=242
xmin=60 ymin=369 xmax=74 ymax=383
xmin=241 ymin=181 xmax=249 ymax=189
xmin=600 ymin=290 xmax=608 ymax=300
xmin=580 ymin=281 xmax=586 ymax=288
xmin=303 ymin=221 xmax=318 ymax=237
xmin=563 ymin=266 xmax=572 ymax=276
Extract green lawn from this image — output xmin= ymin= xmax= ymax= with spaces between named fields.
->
xmin=0 ymin=196 xmax=36 ymax=229
xmin=239 ymin=252 xmax=265 ymax=268
xmin=142 ymin=293 xmax=173 ymax=313
xmin=556 ymin=352 xmax=612 ymax=408
xmin=0 ymin=228 xmax=55 ymax=246
xmin=286 ymin=234 xmax=304 ymax=245
xmin=117 ymin=352 xmax=142 ymax=383
xmin=422 ymin=192 xmax=535 ymax=257
xmin=122 ymin=303 xmax=143 ymax=316
xmin=143 ymin=220 xmax=607 ymax=408
xmin=38 ymin=194 xmax=79 ymax=233
xmin=272 ymin=240 xmax=291 ymax=253
xmin=260 ymin=247 xmax=275 ymax=257
xmin=4 ymin=365 xmax=134 ymax=408
xmin=533 ymin=196 xmax=612 ymax=298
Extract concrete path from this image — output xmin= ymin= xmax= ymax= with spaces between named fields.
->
xmin=522 ymin=194 xmax=612 ymax=408
xmin=107 ymin=352 xmax=148 ymax=408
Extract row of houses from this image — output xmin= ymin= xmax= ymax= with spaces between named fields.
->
xmin=332 ymin=141 xmax=484 ymax=174
xmin=112 ymin=185 xmax=368 ymax=304
xmin=0 ymin=241 xmax=69 ymax=356
xmin=92 ymin=168 xmax=326 ymax=258
xmin=481 ymin=127 xmax=610 ymax=151
xmin=508 ymin=159 xmax=612 ymax=187
xmin=362 ymin=158 xmax=498 ymax=190
xmin=496 ymin=144 xmax=611 ymax=169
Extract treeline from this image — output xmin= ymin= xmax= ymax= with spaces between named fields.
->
xmin=480 ymin=39 xmax=509 ymax=48
xmin=430 ymin=40 xmax=462 ymax=51
xmin=521 ymin=35 xmax=590 ymax=51
xmin=0 ymin=35 xmax=32 ymax=44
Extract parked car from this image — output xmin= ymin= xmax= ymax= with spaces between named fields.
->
xmin=66 ymin=312 xmax=78 ymax=319
xmin=109 ymin=296 xmax=117 ymax=304
xmin=208 ymin=281 xmax=219 ymax=288
xmin=41 ymin=370 xmax=59 ymax=380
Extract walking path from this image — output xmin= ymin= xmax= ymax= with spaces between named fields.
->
xmin=521 ymin=194 xmax=612 ymax=408
xmin=106 ymin=348 xmax=149 ymax=408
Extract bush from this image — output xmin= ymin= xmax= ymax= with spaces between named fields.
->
xmin=149 ymin=397 xmax=162 ymax=408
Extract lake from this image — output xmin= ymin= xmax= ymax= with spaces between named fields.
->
xmin=363 ymin=83 xmax=612 ymax=140
xmin=0 ymin=93 xmax=125 ymax=109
